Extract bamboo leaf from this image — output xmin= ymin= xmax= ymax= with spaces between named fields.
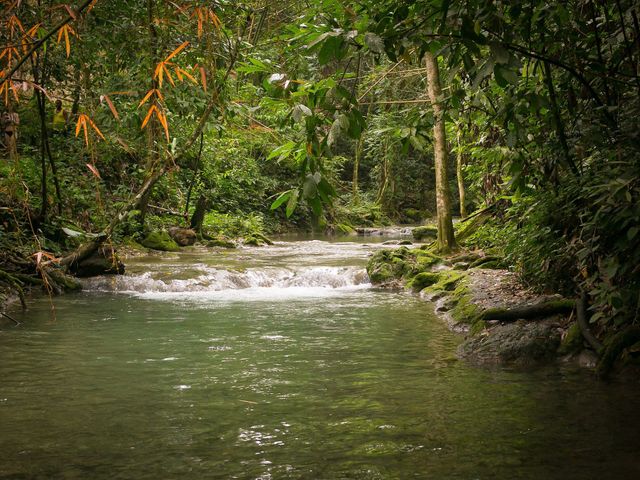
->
xmin=141 ymin=105 xmax=156 ymax=129
xmin=86 ymin=163 xmax=101 ymax=179
xmin=165 ymin=41 xmax=189 ymax=62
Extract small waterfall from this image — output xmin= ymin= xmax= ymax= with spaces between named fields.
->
xmin=81 ymin=266 xmax=371 ymax=301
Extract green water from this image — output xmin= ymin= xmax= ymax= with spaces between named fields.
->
xmin=1 ymin=240 xmax=640 ymax=479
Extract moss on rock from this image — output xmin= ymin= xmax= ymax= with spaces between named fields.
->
xmin=412 ymin=225 xmax=438 ymax=241
xmin=141 ymin=231 xmax=180 ymax=252
xmin=206 ymin=237 xmax=236 ymax=249
xmin=407 ymin=272 xmax=440 ymax=291
xmin=559 ymin=322 xmax=584 ymax=355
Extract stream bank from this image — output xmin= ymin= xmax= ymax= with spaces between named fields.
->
xmin=366 ymin=246 xmax=604 ymax=371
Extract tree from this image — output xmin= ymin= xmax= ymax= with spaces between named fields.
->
xmin=424 ymin=51 xmax=456 ymax=251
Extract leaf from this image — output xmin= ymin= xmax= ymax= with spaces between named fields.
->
xmin=165 ymin=41 xmax=189 ymax=62
xmin=101 ymin=94 xmax=119 ymax=120
xmin=138 ymin=89 xmax=155 ymax=108
xmin=286 ymin=189 xmax=299 ymax=218
xmin=141 ymin=105 xmax=157 ymax=129
xmin=292 ymin=104 xmax=312 ymax=123
xmin=87 ymin=116 xmax=105 ymax=140
xmin=200 ymin=67 xmax=207 ymax=92
xmin=309 ymin=195 xmax=322 ymax=217
xmin=267 ymin=141 xmax=296 ymax=161
xmin=627 ymin=227 xmax=638 ymax=241
xmin=270 ymin=190 xmax=292 ymax=210
xmin=86 ymin=163 xmax=101 ymax=179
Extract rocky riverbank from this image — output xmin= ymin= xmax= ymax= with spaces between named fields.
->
xmin=366 ymin=246 xmax=599 ymax=369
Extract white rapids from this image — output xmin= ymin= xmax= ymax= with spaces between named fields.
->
xmin=80 ymin=238 xmax=409 ymax=302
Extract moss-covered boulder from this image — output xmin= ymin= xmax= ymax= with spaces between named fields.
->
xmin=412 ymin=225 xmax=438 ymax=241
xmin=206 ymin=237 xmax=236 ymax=249
xmin=243 ymin=233 xmax=274 ymax=247
xmin=141 ymin=231 xmax=180 ymax=252
xmin=68 ymin=246 xmax=125 ymax=277
xmin=407 ymin=272 xmax=440 ymax=291
xmin=367 ymin=247 xmax=444 ymax=287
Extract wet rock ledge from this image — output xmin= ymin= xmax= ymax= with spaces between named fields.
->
xmin=366 ymin=247 xmax=594 ymax=368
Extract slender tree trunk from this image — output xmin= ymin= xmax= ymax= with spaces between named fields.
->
xmin=424 ymin=52 xmax=456 ymax=252
xmin=543 ymin=61 xmax=577 ymax=176
xmin=456 ymin=127 xmax=467 ymax=218
xmin=352 ymin=135 xmax=363 ymax=204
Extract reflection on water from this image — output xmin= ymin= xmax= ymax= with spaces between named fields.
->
xmin=1 ymin=239 xmax=640 ymax=479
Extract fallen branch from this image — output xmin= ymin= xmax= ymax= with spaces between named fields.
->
xmin=0 ymin=311 xmax=20 ymax=326
xmin=481 ymin=299 xmax=575 ymax=322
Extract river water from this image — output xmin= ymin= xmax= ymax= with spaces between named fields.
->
xmin=1 ymin=237 xmax=640 ymax=479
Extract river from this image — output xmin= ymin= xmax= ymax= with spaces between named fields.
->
xmin=1 ymin=237 xmax=640 ymax=479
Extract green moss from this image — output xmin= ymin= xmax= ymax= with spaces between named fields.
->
xmin=412 ymin=225 xmax=438 ymax=241
xmin=423 ymin=270 xmax=465 ymax=295
xmin=470 ymin=319 xmax=487 ymax=336
xmin=407 ymin=272 xmax=440 ymax=291
xmin=559 ymin=322 xmax=584 ymax=355
xmin=141 ymin=231 xmax=180 ymax=252
xmin=206 ymin=238 xmax=236 ymax=249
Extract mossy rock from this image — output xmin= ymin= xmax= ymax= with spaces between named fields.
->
xmin=141 ymin=231 xmax=180 ymax=252
xmin=366 ymin=248 xmax=410 ymax=285
xmin=422 ymin=270 xmax=465 ymax=295
xmin=206 ymin=237 xmax=236 ymax=249
xmin=407 ymin=272 xmax=440 ymax=292
xmin=412 ymin=225 xmax=438 ymax=241
xmin=336 ymin=223 xmax=356 ymax=235
xmin=398 ymin=240 xmax=413 ymax=246
xmin=559 ymin=322 xmax=584 ymax=355
xmin=243 ymin=233 xmax=273 ymax=246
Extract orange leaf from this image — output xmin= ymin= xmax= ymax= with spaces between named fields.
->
xmin=64 ymin=5 xmax=77 ymax=20
xmin=156 ymin=109 xmax=170 ymax=142
xmin=164 ymin=41 xmax=189 ymax=62
xmin=75 ymin=114 xmax=86 ymax=137
xmin=141 ymin=105 xmax=157 ymax=129
xmin=209 ymin=10 xmax=221 ymax=29
xmin=101 ymin=94 xmax=119 ymax=120
xmin=86 ymin=163 xmax=101 ymax=179
xmin=87 ymin=117 xmax=105 ymax=140
xmin=200 ymin=67 xmax=207 ymax=92
xmin=138 ymin=89 xmax=155 ymax=108
xmin=177 ymin=67 xmax=197 ymax=84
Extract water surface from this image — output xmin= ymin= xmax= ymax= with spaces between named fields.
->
xmin=1 ymin=239 xmax=639 ymax=479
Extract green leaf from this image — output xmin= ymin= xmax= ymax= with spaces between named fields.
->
xmin=309 ymin=195 xmax=322 ymax=217
xmin=627 ymin=227 xmax=639 ymax=240
xmin=270 ymin=190 xmax=292 ymax=210
xmin=286 ymin=189 xmax=299 ymax=217
xmin=267 ymin=141 xmax=296 ymax=161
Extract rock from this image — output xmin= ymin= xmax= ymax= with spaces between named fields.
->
xmin=382 ymin=240 xmax=399 ymax=245
xmin=206 ymin=237 xmax=236 ymax=249
xmin=243 ymin=233 xmax=274 ymax=247
xmin=412 ymin=225 xmax=438 ymax=241
xmin=398 ymin=240 xmax=413 ymax=245
xmin=69 ymin=246 xmax=125 ymax=277
xmin=141 ymin=231 xmax=180 ymax=252
xmin=407 ymin=272 xmax=440 ymax=292
xmin=457 ymin=322 xmax=561 ymax=366
xmin=168 ymin=227 xmax=197 ymax=247
xmin=577 ymin=350 xmax=598 ymax=369
xmin=559 ymin=322 xmax=584 ymax=355
xmin=453 ymin=262 xmax=470 ymax=270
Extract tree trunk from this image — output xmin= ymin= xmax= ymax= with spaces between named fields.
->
xmin=456 ymin=127 xmax=467 ymax=218
xmin=190 ymin=194 xmax=208 ymax=233
xmin=424 ymin=52 xmax=456 ymax=252
xmin=352 ymin=135 xmax=363 ymax=204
